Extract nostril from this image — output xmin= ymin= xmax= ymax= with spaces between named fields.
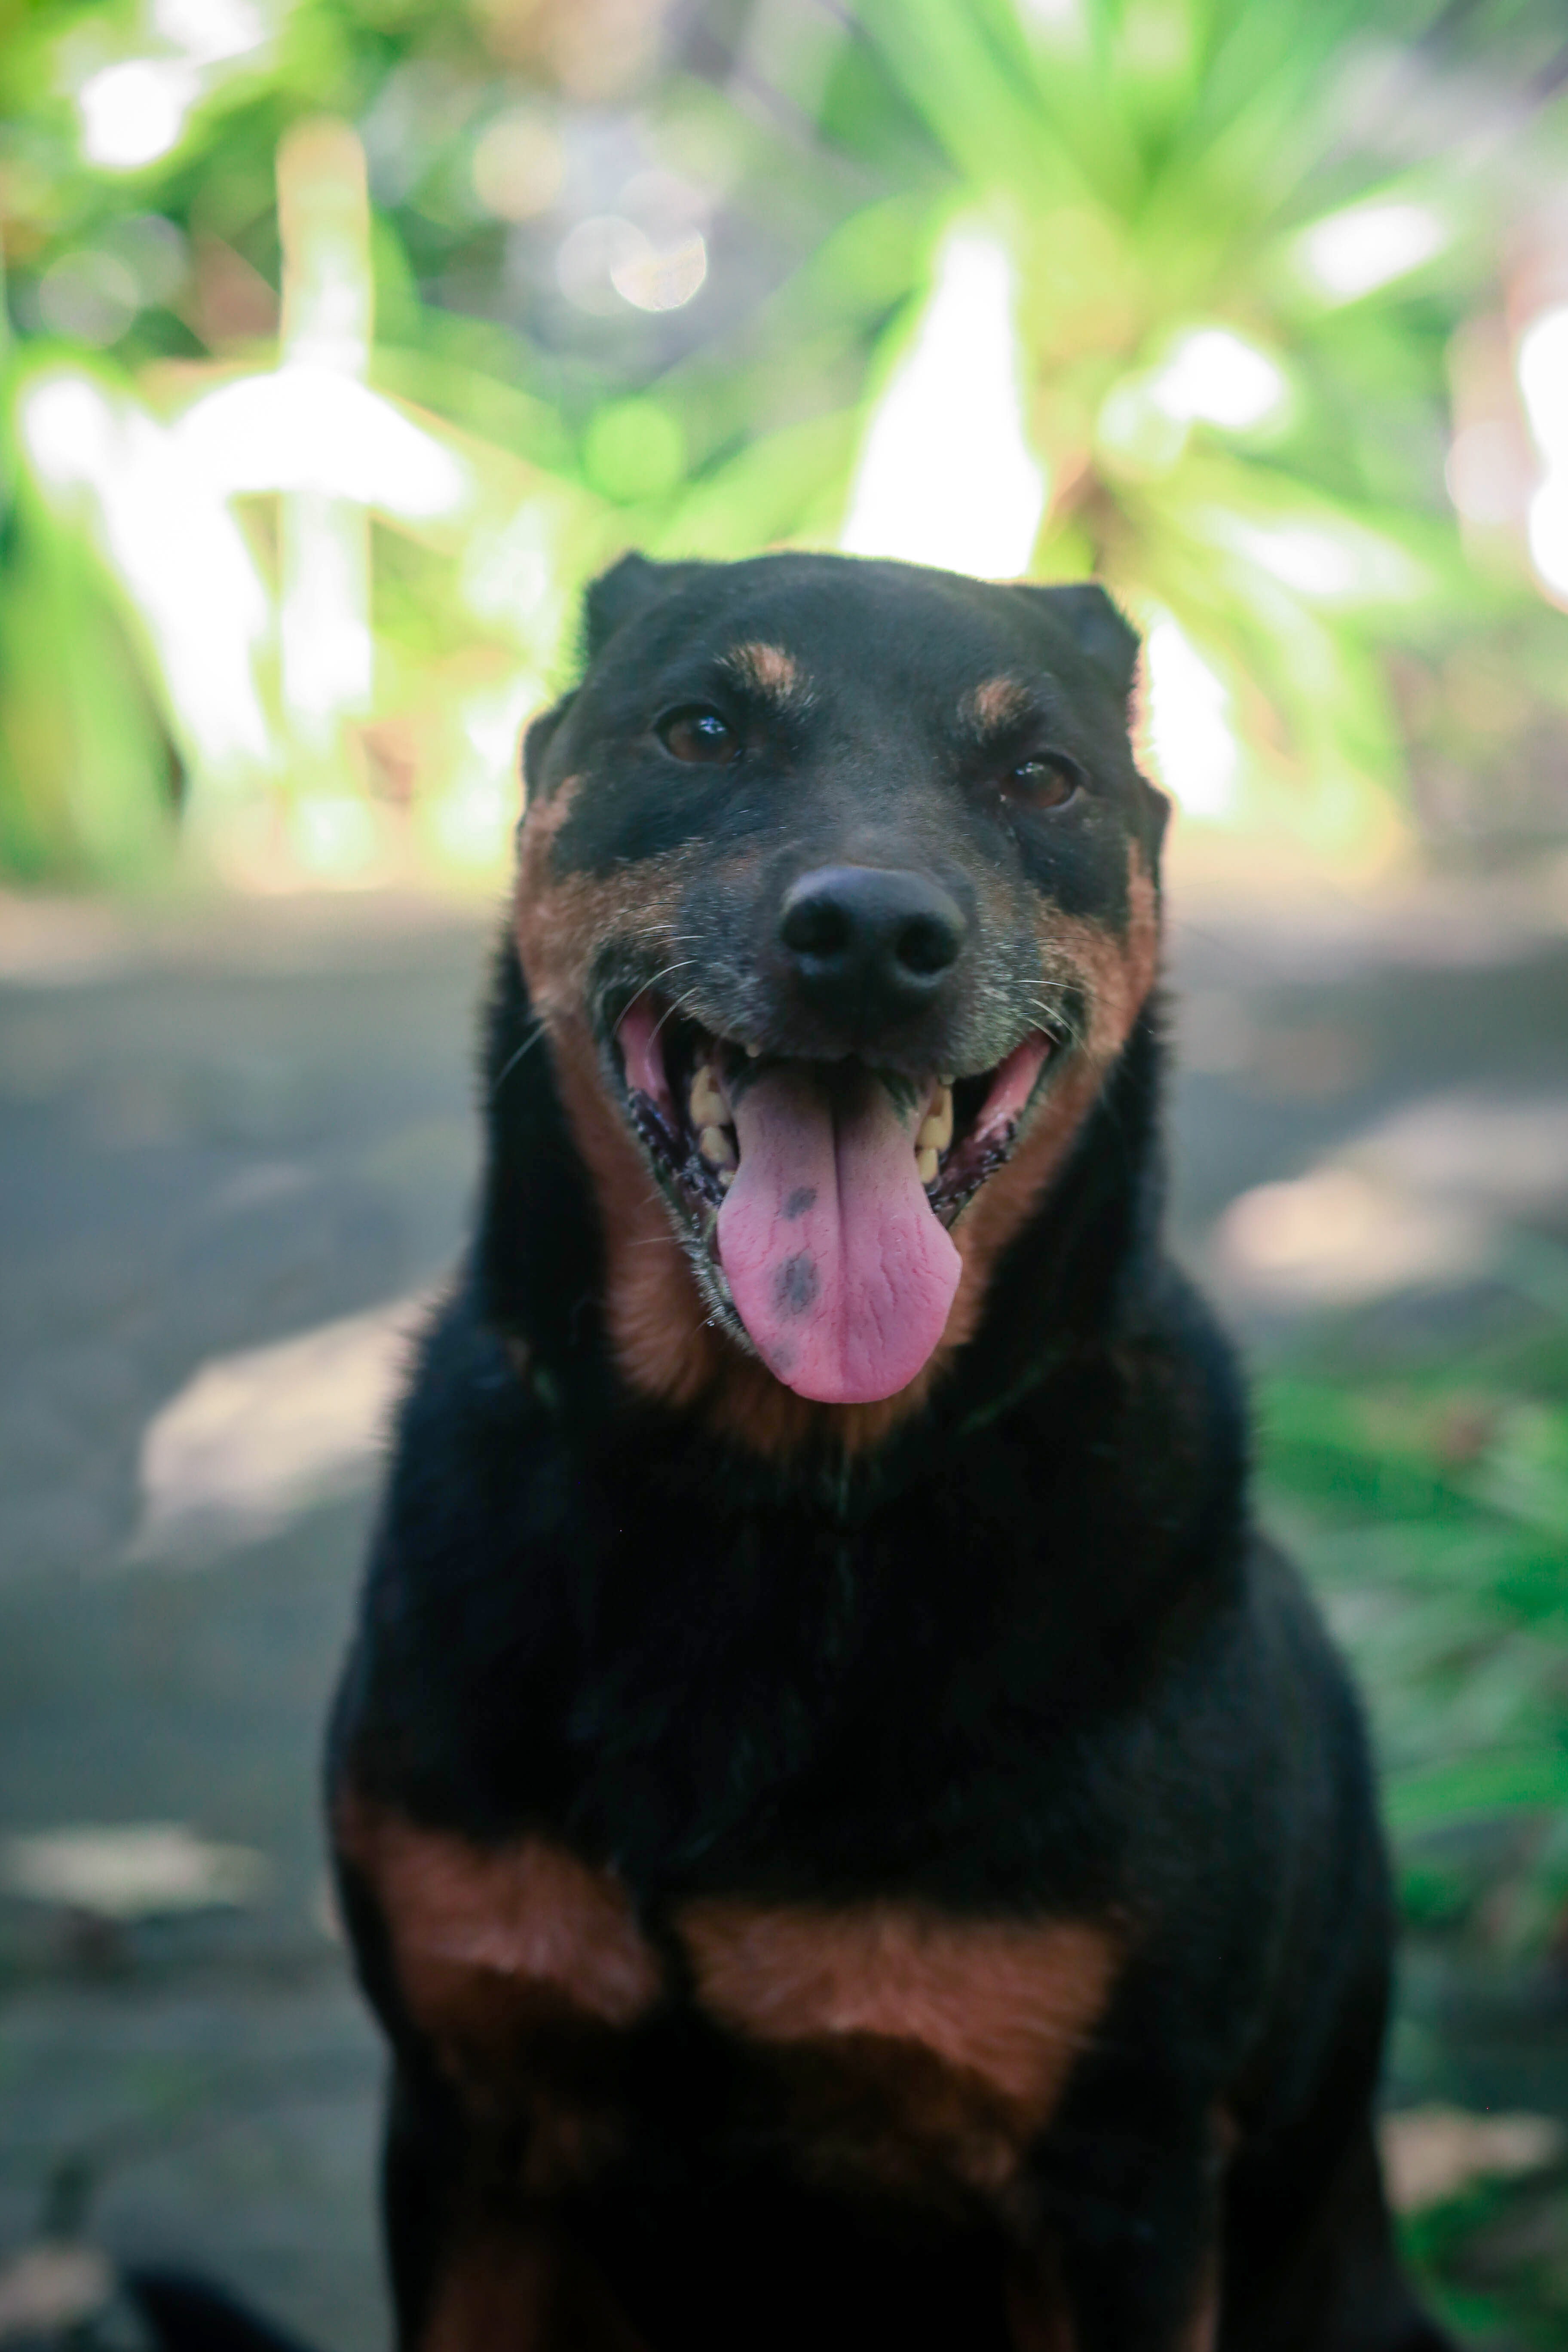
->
xmin=894 ymin=912 xmax=960 ymax=980
xmin=780 ymin=897 xmax=852 ymax=962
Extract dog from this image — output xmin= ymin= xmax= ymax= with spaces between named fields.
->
xmin=323 ymin=551 xmax=1448 ymax=2352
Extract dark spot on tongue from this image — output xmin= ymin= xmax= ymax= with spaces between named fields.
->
xmin=717 ymin=1062 xmax=962 ymax=1404
xmin=775 ymin=1254 xmax=819 ymax=1315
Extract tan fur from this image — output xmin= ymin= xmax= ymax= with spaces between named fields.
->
xmin=723 ymin=640 xmax=806 ymax=702
xmin=680 ymin=1896 xmax=1121 ymax=2193
xmin=514 ymin=788 xmax=720 ymax=1408
xmin=933 ymin=841 xmax=1159 ymax=1362
xmin=422 ymin=2225 xmax=648 ymax=2352
xmin=543 ymin=1008 xmax=721 ymax=1409
xmin=1177 ymin=2254 xmax=1221 ymax=2352
xmin=968 ymin=674 xmax=1033 ymax=730
xmin=1040 ymin=845 xmax=1161 ymax=1066
xmin=514 ymin=781 xmax=706 ymax=1020
xmin=337 ymin=1797 xmax=662 ymax=2101
xmin=703 ymin=1356 xmax=922 ymax=1458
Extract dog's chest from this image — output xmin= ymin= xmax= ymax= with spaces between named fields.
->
xmin=340 ymin=1799 xmax=1120 ymax=2199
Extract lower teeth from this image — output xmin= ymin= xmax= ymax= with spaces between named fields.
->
xmin=665 ymin=1057 xmax=967 ymax=1206
xmin=689 ymin=1061 xmax=729 ymax=1129
xmin=915 ymin=1084 xmax=954 ymax=1154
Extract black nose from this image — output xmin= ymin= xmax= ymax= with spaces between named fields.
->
xmin=778 ymin=865 xmax=965 ymax=1027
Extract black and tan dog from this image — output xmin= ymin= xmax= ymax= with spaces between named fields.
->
xmin=325 ymin=552 xmax=1447 ymax=2352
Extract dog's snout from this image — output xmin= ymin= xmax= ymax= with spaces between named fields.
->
xmin=778 ymin=866 xmax=965 ymax=1025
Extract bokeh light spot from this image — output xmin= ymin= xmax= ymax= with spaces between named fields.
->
xmin=472 ymin=110 xmax=564 ymax=222
xmin=1144 ymin=615 xmax=1239 ymax=821
xmin=1148 ymin=328 xmax=1287 ymax=432
xmin=1295 ymin=200 xmax=1448 ymax=304
xmin=78 ymin=59 xmax=198 ymax=171
xmin=840 ymin=227 xmax=1045 ymax=578
xmin=556 ymin=216 xmax=707 ymax=314
xmin=152 ymin=0 xmax=267 ymax=64
xmin=1517 ymin=306 xmax=1568 ymax=602
xmin=612 ymin=230 xmax=706 ymax=313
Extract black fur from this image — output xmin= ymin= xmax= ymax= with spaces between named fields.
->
xmin=126 ymin=2269 xmax=318 ymax=2352
xmin=318 ymin=554 xmax=1446 ymax=2352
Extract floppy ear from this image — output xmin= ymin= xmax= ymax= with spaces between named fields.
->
xmin=1023 ymin=581 xmax=1140 ymax=705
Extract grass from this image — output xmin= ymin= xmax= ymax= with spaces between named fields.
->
xmin=1254 ymin=1245 xmax=1568 ymax=2343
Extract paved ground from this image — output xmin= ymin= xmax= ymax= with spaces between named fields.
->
xmin=1 ymin=872 xmax=1565 ymax=2347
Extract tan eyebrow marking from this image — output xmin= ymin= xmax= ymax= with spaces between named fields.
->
xmin=722 ymin=641 xmax=806 ymax=701
xmin=968 ymin=675 xmax=1034 ymax=730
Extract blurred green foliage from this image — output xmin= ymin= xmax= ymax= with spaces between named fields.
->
xmin=1403 ymin=2168 xmax=1568 ymax=2348
xmin=1259 ymin=1246 xmax=1568 ymax=1959
xmin=1257 ymin=1256 xmax=1568 ymax=2339
xmin=4 ymin=0 xmax=1568 ymax=883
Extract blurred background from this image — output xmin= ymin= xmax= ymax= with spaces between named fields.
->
xmin=1 ymin=0 xmax=1567 ymax=2344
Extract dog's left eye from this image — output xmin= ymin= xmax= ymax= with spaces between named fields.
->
xmin=658 ymin=707 xmax=738 ymax=765
xmin=1002 ymin=753 xmax=1083 ymax=810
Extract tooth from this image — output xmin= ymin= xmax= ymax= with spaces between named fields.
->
xmin=916 ymin=1145 xmax=939 ymax=1185
xmin=698 ymin=1124 xmax=737 ymax=1170
xmin=689 ymin=1062 xmax=729 ymax=1129
xmin=916 ymin=1086 xmax=953 ymax=1155
xmin=718 ymin=1166 xmax=735 ymax=1189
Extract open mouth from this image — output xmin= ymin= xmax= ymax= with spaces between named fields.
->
xmin=612 ymin=993 xmax=1055 ymax=1406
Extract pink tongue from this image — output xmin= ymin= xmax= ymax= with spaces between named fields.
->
xmin=717 ymin=1068 xmax=961 ymax=1404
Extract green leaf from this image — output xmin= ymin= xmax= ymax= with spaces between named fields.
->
xmin=1386 ymin=1748 xmax=1568 ymax=1834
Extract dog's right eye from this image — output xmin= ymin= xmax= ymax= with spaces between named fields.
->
xmin=658 ymin=707 xmax=738 ymax=765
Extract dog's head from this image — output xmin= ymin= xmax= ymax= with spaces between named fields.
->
xmin=511 ymin=551 xmax=1167 ymax=1445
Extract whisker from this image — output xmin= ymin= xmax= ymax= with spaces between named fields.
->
xmin=491 ymin=1018 xmax=548 ymax=1098
xmin=649 ymin=987 xmax=704 ymax=1048
xmin=638 ymin=959 xmax=699 ymax=995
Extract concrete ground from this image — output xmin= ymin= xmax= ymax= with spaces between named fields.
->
xmin=1 ymin=870 xmax=1566 ymax=2348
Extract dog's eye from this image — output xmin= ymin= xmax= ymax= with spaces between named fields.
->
xmin=658 ymin=707 xmax=738 ymax=765
xmin=1002 ymin=753 xmax=1083 ymax=810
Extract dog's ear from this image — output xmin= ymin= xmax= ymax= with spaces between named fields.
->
xmin=1021 ymin=581 xmax=1140 ymax=706
xmin=582 ymin=552 xmax=707 ymax=664
xmin=521 ymin=692 xmax=576 ymax=801
xmin=583 ymin=553 xmax=664 ymax=660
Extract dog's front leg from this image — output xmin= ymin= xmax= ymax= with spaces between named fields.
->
xmin=331 ymin=1792 xmax=668 ymax=2346
xmin=381 ymin=2060 xmax=649 ymax=2352
xmin=1012 ymin=2097 xmax=1225 ymax=2352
